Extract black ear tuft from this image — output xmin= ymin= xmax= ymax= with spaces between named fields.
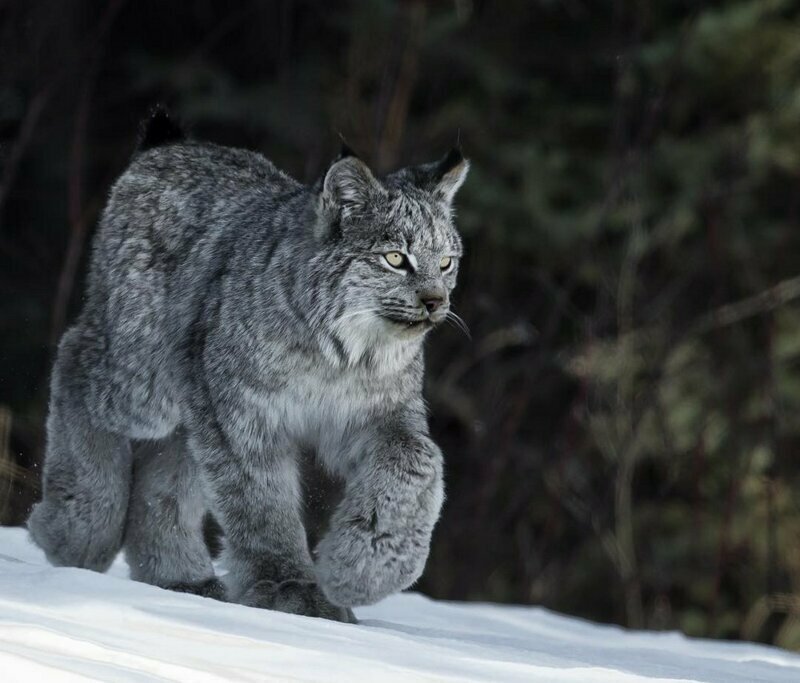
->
xmin=427 ymin=146 xmax=470 ymax=203
xmin=338 ymin=143 xmax=358 ymax=160
xmin=334 ymin=132 xmax=359 ymax=161
xmin=138 ymin=105 xmax=186 ymax=151
xmin=435 ymin=147 xmax=465 ymax=179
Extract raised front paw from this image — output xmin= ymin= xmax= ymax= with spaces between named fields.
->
xmin=314 ymin=519 xmax=432 ymax=608
xmin=238 ymin=578 xmax=356 ymax=623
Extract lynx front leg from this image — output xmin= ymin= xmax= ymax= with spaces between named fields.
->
xmin=186 ymin=420 xmax=354 ymax=622
xmin=315 ymin=419 xmax=445 ymax=607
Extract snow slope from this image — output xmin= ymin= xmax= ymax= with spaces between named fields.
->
xmin=1 ymin=527 xmax=799 ymax=682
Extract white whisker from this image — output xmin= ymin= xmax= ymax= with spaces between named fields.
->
xmin=446 ymin=309 xmax=471 ymax=340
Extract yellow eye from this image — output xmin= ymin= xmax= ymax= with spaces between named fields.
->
xmin=384 ymin=251 xmax=405 ymax=268
xmin=440 ymin=256 xmax=453 ymax=271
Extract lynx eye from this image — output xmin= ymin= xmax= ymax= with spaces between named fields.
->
xmin=384 ymin=251 xmax=407 ymax=269
xmin=440 ymin=256 xmax=453 ymax=271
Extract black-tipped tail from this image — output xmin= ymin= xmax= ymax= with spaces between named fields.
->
xmin=137 ymin=106 xmax=186 ymax=151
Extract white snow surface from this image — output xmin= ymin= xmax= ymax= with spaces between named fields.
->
xmin=1 ymin=527 xmax=799 ymax=682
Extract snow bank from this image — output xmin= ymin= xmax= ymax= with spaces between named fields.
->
xmin=1 ymin=526 xmax=798 ymax=682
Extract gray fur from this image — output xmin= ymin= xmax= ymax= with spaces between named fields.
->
xmin=124 ymin=430 xmax=223 ymax=597
xmin=27 ymin=131 xmax=469 ymax=622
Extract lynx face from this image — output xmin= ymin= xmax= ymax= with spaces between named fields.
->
xmin=319 ymin=150 xmax=468 ymax=348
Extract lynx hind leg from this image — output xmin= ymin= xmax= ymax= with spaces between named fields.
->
xmin=123 ymin=430 xmax=224 ymax=599
xmin=28 ymin=326 xmax=132 ymax=572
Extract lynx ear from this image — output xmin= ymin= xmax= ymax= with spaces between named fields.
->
xmin=432 ymin=147 xmax=470 ymax=204
xmin=322 ymin=153 xmax=383 ymax=218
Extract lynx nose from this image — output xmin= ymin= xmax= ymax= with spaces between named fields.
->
xmin=422 ymin=296 xmax=445 ymax=314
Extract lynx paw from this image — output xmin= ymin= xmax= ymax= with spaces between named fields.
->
xmin=314 ymin=521 xmax=429 ymax=607
xmin=239 ymin=578 xmax=356 ymax=623
xmin=28 ymin=499 xmax=122 ymax=572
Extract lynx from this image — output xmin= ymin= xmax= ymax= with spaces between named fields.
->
xmin=28 ymin=110 xmax=469 ymax=621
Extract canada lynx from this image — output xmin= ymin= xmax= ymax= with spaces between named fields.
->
xmin=28 ymin=110 xmax=469 ymax=621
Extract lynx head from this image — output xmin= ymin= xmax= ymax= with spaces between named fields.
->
xmin=315 ymin=147 xmax=469 ymax=363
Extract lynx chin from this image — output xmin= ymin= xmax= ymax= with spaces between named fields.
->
xmin=28 ymin=109 xmax=469 ymax=622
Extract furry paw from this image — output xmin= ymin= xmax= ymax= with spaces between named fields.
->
xmin=316 ymin=436 xmax=444 ymax=607
xmin=239 ymin=578 xmax=356 ymax=623
xmin=28 ymin=499 xmax=122 ymax=572
xmin=168 ymin=577 xmax=227 ymax=601
xmin=314 ymin=520 xmax=429 ymax=608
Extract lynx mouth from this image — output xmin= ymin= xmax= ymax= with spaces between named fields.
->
xmin=380 ymin=314 xmax=434 ymax=330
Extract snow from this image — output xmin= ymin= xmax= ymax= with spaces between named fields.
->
xmin=1 ymin=527 xmax=799 ymax=682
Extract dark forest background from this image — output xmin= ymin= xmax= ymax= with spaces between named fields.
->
xmin=3 ymin=0 xmax=800 ymax=649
